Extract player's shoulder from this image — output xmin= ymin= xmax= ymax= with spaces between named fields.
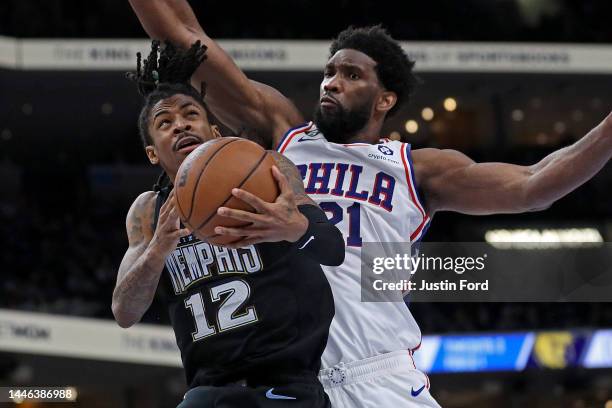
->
xmin=411 ymin=147 xmax=472 ymax=167
xmin=410 ymin=147 xmax=440 ymax=162
xmin=131 ymin=190 xmax=157 ymax=211
xmin=126 ymin=191 xmax=158 ymax=235
xmin=410 ymin=147 xmax=475 ymax=185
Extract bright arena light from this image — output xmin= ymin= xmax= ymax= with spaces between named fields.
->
xmin=405 ymin=120 xmax=419 ymax=134
xmin=421 ymin=107 xmax=434 ymax=121
xmin=484 ymin=228 xmax=604 ymax=249
xmin=389 ymin=131 xmax=401 ymax=140
xmin=443 ymin=97 xmax=457 ymax=112
xmin=512 ymin=109 xmax=524 ymax=121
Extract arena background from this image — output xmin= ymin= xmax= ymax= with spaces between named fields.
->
xmin=0 ymin=0 xmax=611 ymax=407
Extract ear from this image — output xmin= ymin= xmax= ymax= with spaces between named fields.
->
xmin=211 ymin=125 xmax=222 ymax=138
xmin=145 ymin=145 xmax=159 ymax=165
xmin=375 ymin=91 xmax=397 ymax=114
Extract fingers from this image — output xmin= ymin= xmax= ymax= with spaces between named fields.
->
xmin=159 ymin=189 xmax=176 ymax=214
xmin=177 ymin=227 xmax=192 ymax=237
xmin=159 ymin=197 xmax=186 ymax=232
xmin=217 ymin=207 xmax=265 ymax=223
xmin=167 ymin=202 xmax=182 ymax=223
xmin=231 ymin=188 xmax=268 ymax=213
xmin=214 ymin=225 xmax=264 ymax=237
xmin=160 ymin=193 xmax=180 ymax=221
xmin=272 ymin=165 xmax=291 ymax=196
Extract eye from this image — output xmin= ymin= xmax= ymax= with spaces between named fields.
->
xmin=188 ymin=111 xmax=199 ymax=117
xmin=349 ymin=72 xmax=360 ymax=80
xmin=323 ymin=70 xmax=333 ymax=78
xmin=158 ymin=119 xmax=170 ymax=128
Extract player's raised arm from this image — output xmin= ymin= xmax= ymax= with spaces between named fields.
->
xmin=415 ymin=112 xmax=612 ymax=215
xmin=112 ymin=191 xmax=190 ymax=328
xmin=128 ymin=0 xmax=303 ymax=147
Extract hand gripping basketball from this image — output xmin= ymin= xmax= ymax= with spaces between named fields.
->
xmin=152 ymin=190 xmax=192 ymax=256
xmin=174 ymin=137 xmax=279 ymax=245
xmin=213 ymin=165 xmax=308 ymax=248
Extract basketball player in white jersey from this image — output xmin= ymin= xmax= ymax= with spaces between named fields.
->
xmin=129 ymin=1 xmax=612 ymax=406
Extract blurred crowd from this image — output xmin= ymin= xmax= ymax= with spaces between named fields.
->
xmin=0 ymin=196 xmax=121 ymax=319
xmin=0 ymin=0 xmax=611 ymax=43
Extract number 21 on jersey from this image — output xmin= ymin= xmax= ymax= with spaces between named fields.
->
xmin=320 ymin=201 xmax=362 ymax=247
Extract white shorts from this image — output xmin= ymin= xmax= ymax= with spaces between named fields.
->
xmin=318 ymin=350 xmax=441 ymax=408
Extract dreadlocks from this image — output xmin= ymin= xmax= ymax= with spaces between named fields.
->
xmin=127 ymin=40 xmax=208 ymax=191
xmin=127 ymin=40 xmax=207 ymax=99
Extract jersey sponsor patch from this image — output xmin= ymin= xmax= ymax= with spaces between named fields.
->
xmin=377 ymin=145 xmax=393 ymax=155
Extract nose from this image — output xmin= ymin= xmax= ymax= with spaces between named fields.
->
xmin=173 ymin=119 xmax=191 ymax=134
xmin=323 ymin=74 xmax=341 ymax=94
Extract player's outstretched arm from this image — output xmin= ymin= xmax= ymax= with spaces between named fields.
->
xmin=415 ymin=112 xmax=612 ymax=215
xmin=112 ymin=191 xmax=190 ymax=328
xmin=128 ymin=0 xmax=303 ymax=147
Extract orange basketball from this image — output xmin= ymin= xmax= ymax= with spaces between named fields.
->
xmin=174 ymin=137 xmax=279 ymax=245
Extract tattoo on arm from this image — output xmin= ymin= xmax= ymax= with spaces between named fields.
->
xmin=268 ymin=151 xmax=318 ymax=207
xmin=127 ymin=199 xmax=146 ymax=246
xmin=113 ymin=193 xmax=164 ymax=326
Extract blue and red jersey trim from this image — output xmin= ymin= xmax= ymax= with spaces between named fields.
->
xmin=400 ymin=143 xmax=431 ymax=242
xmin=276 ymin=121 xmax=314 ymax=153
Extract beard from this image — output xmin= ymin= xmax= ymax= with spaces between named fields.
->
xmin=313 ymin=98 xmax=372 ymax=143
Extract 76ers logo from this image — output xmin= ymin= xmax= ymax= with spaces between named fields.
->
xmin=378 ymin=145 xmax=393 ymax=156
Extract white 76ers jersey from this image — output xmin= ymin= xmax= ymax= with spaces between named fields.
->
xmin=278 ymin=122 xmax=431 ymax=368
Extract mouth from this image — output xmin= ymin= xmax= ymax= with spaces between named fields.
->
xmin=174 ymin=133 xmax=203 ymax=153
xmin=320 ymin=95 xmax=340 ymax=109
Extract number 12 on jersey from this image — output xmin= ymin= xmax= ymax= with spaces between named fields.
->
xmin=320 ymin=201 xmax=362 ymax=247
xmin=184 ymin=279 xmax=258 ymax=341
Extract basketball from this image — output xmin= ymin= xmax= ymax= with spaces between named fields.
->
xmin=174 ymin=137 xmax=279 ymax=245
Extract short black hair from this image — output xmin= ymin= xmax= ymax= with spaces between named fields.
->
xmin=127 ymin=40 xmax=208 ymax=148
xmin=329 ymin=25 xmax=417 ymax=117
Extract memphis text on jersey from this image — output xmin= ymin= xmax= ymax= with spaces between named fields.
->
xmin=165 ymin=234 xmax=263 ymax=295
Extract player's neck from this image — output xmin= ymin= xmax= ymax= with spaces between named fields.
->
xmin=163 ymin=168 xmax=177 ymax=185
xmin=343 ymin=121 xmax=383 ymax=144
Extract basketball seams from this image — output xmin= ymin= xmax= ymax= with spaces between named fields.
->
xmin=195 ymin=149 xmax=270 ymax=233
xmin=174 ymin=188 xmax=186 ymax=223
xmin=181 ymin=138 xmax=240 ymax=224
